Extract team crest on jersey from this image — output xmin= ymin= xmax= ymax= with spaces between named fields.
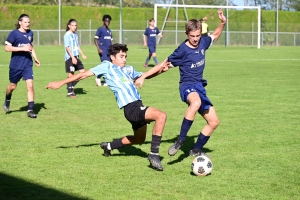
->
xmin=201 ymin=49 xmax=204 ymax=55
xmin=28 ymin=36 xmax=32 ymax=41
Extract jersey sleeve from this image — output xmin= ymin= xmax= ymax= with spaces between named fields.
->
xmin=5 ymin=31 xmax=16 ymax=45
xmin=90 ymin=62 xmax=109 ymax=77
xmin=168 ymin=46 xmax=183 ymax=67
xmin=95 ymin=28 xmax=101 ymax=39
xmin=127 ymin=66 xmax=143 ymax=80
xmin=143 ymin=28 xmax=147 ymax=36
xmin=64 ymin=33 xmax=71 ymax=47
xmin=203 ymin=36 xmax=213 ymax=50
xmin=156 ymin=27 xmax=160 ymax=35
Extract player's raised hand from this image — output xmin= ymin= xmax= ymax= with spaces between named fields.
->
xmin=218 ymin=9 xmax=226 ymax=24
xmin=45 ymin=82 xmax=62 ymax=90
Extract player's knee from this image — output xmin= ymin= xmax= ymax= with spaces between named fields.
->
xmin=158 ymin=111 xmax=167 ymax=124
xmin=190 ymin=100 xmax=201 ymax=111
xmin=209 ymin=118 xmax=219 ymax=129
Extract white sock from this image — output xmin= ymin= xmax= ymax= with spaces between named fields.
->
xmin=107 ymin=143 xmax=111 ymax=150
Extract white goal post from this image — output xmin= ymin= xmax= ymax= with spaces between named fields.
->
xmin=154 ymin=4 xmax=261 ymax=49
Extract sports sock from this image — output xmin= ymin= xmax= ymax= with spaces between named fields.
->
xmin=5 ymin=93 xmax=12 ymax=101
xmin=179 ymin=118 xmax=194 ymax=141
xmin=145 ymin=56 xmax=150 ymax=65
xmin=153 ymin=57 xmax=158 ymax=65
xmin=28 ymin=101 xmax=34 ymax=111
xmin=67 ymin=82 xmax=73 ymax=94
xmin=72 ymin=80 xmax=79 ymax=88
xmin=193 ymin=132 xmax=210 ymax=151
xmin=151 ymin=135 xmax=162 ymax=154
xmin=110 ymin=138 xmax=125 ymax=150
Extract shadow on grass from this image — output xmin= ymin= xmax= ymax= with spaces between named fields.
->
xmin=73 ymin=88 xmax=87 ymax=96
xmin=5 ymin=102 xmax=47 ymax=115
xmin=56 ymin=143 xmax=99 ymax=149
xmin=0 ymin=173 xmax=87 ymax=200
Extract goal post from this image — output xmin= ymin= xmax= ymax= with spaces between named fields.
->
xmin=154 ymin=4 xmax=261 ymax=49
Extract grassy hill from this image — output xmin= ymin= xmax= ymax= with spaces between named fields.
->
xmin=0 ymin=5 xmax=300 ymax=32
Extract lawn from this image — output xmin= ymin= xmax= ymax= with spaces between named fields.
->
xmin=0 ymin=45 xmax=299 ymax=200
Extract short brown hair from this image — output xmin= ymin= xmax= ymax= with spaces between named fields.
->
xmin=185 ymin=19 xmax=201 ymax=34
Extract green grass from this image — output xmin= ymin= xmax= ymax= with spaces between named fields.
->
xmin=0 ymin=45 xmax=299 ymax=200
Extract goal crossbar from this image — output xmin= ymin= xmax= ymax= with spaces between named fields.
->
xmin=154 ymin=4 xmax=261 ymax=49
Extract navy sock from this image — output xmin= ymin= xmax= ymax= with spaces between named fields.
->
xmin=72 ymin=81 xmax=79 ymax=88
xmin=145 ymin=56 xmax=150 ymax=65
xmin=28 ymin=101 xmax=34 ymax=111
xmin=110 ymin=138 xmax=125 ymax=150
xmin=193 ymin=133 xmax=210 ymax=151
xmin=179 ymin=118 xmax=193 ymax=141
xmin=151 ymin=135 xmax=162 ymax=154
xmin=153 ymin=57 xmax=158 ymax=65
xmin=5 ymin=93 xmax=12 ymax=101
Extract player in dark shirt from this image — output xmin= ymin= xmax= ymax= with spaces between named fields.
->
xmin=4 ymin=14 xmax=40 ymax=118
xmin=135 ymin=9 xmax=227 ymax=157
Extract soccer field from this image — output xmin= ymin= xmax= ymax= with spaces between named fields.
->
xmin=0 ymin=45 xmax=299 ymax=199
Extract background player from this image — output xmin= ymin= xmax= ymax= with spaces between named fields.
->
xmin=46 ymin=43 xmax=169 ymax=171
xmin=143 ymin=18 xmax=162 ymax=67
xmin=94 ymin=14 xmax=113 ymax=86
xmin=3 ymin=14 xmax=40 ymax=118
xmin=64 ymin=19 xmax=87 ymax=98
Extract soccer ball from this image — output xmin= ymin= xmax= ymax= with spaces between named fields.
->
xmin=191 ymin=155 xmax=213 ymax=176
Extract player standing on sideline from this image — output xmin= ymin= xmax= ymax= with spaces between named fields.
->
xmin=94 ymin=14 xmax=113 ymax=86
xmin=143 ymin=18 xmax=163 ymax=68
xmin=136 ymin=9 xmax=226 ymax=157
xmin=46 ymin=43 xmax=169 ymax=171
xmin=64 ymin=19 xmax=86 ymax=98
xmin=3 ymin=14 xmax=40 ymax=118
xmin=200 ymin=16 xmax=210 ymax=37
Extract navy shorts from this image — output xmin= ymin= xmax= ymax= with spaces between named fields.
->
xmin=9 ymin=67 xmax=33 ymax=84
xmin=65 ymin=57 xmax=84 ymax=73
xmin=99 ymin=51 xmax=110 ymax=62
xmin=148 ymin=45 xmax=156 ymax=54
xmin=180 ymin=82 xmax=213 ymax=114
xmin=123 ymin=100 xmax=149 ymax=130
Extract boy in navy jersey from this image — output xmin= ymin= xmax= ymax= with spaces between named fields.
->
xmin=143 ymin=18 xmax=163 ymax=67
xmin=94 ymin=14 xmax=113 ymax=86
xmin=46 ymin=43 xmax=169 ymax=171
xmin=135 ymin=9 xmax=226 ymax=157
xmin=4 ymin=14 xmax=40 ymax=118
xmin=64 ymin=19 xmax=87 ymax=98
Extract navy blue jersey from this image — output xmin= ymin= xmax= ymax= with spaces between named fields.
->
xmin=5 ymin=29 xmax=33 ymax=70
xmin=168 ymin=36 xmax=212 ymax=86
xmin=95 ymin=26 xmax=112 ymax=50
xmin=144 ymin=27 xmax=160 ymax=46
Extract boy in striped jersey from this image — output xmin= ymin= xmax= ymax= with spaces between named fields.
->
xmin=46 ymin=43 xmax=169 ymax=171
xmin=64 ymin=19 xmax=87 ymax=98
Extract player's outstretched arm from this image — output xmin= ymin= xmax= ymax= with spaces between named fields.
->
xmin=135 ymin=59 xmax=169 ymax=89
xmin=211 ymin=9 xmax=227 ymax=41
xmin=46 ymin=70 xmax=94 ymax=90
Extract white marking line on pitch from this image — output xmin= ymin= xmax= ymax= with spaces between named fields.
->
xmin=209 ymin=58 xmax=300 ymax=62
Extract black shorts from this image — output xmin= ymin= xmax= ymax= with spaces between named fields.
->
xmin=65 ymin=56 xmax=84 ymax=73
xmin=123 ymin=100 xmax=149 ymax=130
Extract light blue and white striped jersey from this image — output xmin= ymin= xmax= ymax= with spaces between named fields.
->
xmin=90 ymin=61 xmax=143 ymax=109
xmin=64 ymin=31 xmax=80 ymax=61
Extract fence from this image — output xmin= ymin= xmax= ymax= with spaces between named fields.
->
xmin=0 ymin=30 xmax=299 ymax=46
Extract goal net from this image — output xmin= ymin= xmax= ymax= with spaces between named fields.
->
xmin=154 ymin=4 xmax=261 ymax=49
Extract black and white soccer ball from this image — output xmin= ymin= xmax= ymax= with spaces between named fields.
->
xmin=191 ymin=155 xmax=213 ymax=176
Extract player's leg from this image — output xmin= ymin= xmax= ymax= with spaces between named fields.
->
xmin=4 ymin=69 xmax=21 ymax=113
xmin=25 ymin=79 xmax=36 ymax=118
xmin=152 ymin=46 xmax=159 ymax=64
xmin=23 ymin=67 xmax=37 ymax=118
xmin=168 ymin=91 xmax=201 ymax=156
xmin=71 ymin=59 xmax=85 ymax=94
xmin=65 ymin=58 xmax=76 ymax=98
xmin=145 ymin=106 xmax=167 ymax=171
xmin=190 ymin=106 xmax=219 ymax=157
xmin=144 ymin=48 xmax=152 ymax=67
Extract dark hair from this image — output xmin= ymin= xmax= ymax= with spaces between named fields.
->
xmin=15 ymin=14 xmax=29 ymax=29
xmin=108 ymin=43 xmax=128 ymax=57
xmin=66 ymin=19 xmax=77 ymax=31
xmin=149 ymin=18 xmax=155 ymax=22
xmin=102 ymin=14 xmax=112 ymax=22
